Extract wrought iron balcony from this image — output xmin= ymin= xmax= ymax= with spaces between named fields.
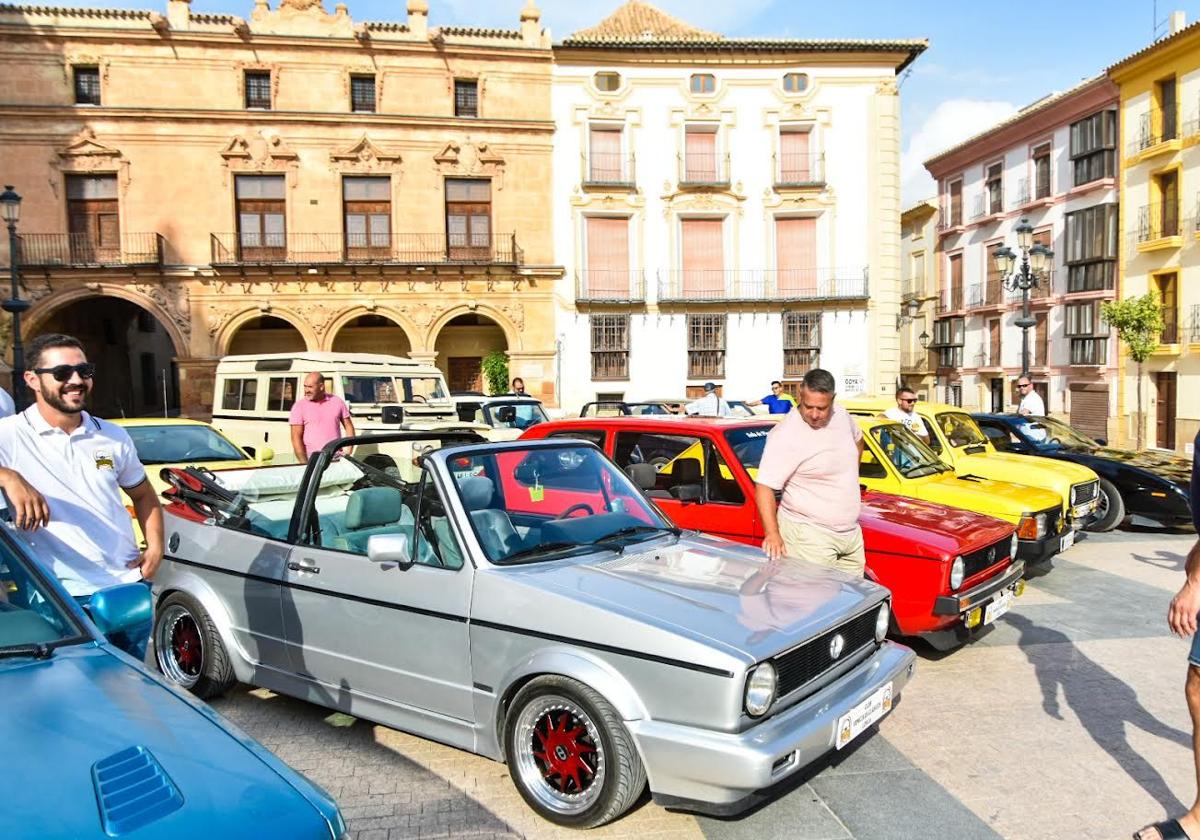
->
xmin=575 ymin=269 xmax=646 ymax=303
xmin=655 ymin=268 xmax=868 ymax=302
xmin=678 ymin=151 xmax=730 ymax=187
xmin=16 ymin=233 xmax=164 ymax=267
xmin=936 ymin=286 xmax=964 ymax=314
xmin=1137 ymin=204 xmax=1181 ymax=242
xmin=209 ymin=232 xmax=523 ymax=266
xmin=582 ymin=152 xmax=636 ymax=188
xmin=1161 ymin=307 xmax=1179 ymax=344
xmin=1128 ymin=108 xmax=1179 ymax=155
xmin=1190 ymin=304 xmax=1200 ymax=343
xmin=773 ymin=152 xmax=826 ymax=188
xmin=900 ymin=349 xmax=931 ymax=372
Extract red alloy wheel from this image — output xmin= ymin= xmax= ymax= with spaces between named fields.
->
xmin=531 ymin=709 xmax=598 ymax=794
xmin=171 ymin=616 xmax=202 ymax=676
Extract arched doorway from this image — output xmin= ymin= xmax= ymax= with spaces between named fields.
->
xmin=433 ymin=313 xmax=508 ymax=394
xmin=331 ymin=314 xmax=412 ymax=356
xmin=227 ymin=315 xmax=307 ymax=355
xmin=34 ymin=296 xmax=180 ymax=418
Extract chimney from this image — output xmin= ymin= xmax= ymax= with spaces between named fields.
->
xmin=167 ymin=0 xmax=191 ymax=30
xmin=407 ymin=0 xmax=428 ymax=38
xmin=1170 ymin=10 xmax=1187 ymax=35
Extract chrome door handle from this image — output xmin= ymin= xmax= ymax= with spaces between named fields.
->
xmin=287 ymin=560 xmax=321 ymax=574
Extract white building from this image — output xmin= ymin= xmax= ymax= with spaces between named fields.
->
xmin=549 ymin=1 xmax=925 ymax=411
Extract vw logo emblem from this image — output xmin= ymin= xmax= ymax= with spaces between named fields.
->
xmin=829 ymin=633 xmax=845 ymax=660
xmin=987 ymin=547 xmax=996 ymax=563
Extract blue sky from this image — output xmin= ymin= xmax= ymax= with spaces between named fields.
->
xmin=48 ymin=0 xmax=1200 ymax=200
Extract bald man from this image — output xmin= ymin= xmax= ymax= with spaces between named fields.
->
xmin=289 ymin=371 xmax=355 ymax=462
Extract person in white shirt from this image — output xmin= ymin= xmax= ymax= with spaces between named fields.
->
xmin=1017 ymin=376 xmax=1046 ymax=417
xmin=0 ymin=386 xmax=14 ymax=419
xmin=0 ymin=333 xmax=163 ymax=659
xmin=683 ymin=382 xmax=731 ymax=417
xmin=883 ymin=387 xmax=928 ymax=440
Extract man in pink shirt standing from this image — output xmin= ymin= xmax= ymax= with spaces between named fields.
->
xmin=289 ymin=372 xmax=355 ymax=462
xmin=753 ymin=368 xmax=866 ymax=575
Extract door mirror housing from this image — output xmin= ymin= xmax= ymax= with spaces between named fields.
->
xmin=674 ymin=485 xmax=703 ymax=504
xmin=257 ymin=446 xmax=275 ymax=463
xmin=1093 ymin=437 xmax=1107 ymax=446
xmin=366 ymin=533 xmax=414 ymax=570
xmin=86 ymin=582 xmax=153 ymax=637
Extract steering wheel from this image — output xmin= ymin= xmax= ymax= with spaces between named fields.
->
xmin=180 ymin=448 xmax=212 ymax=460
xmin=555 ymin=502 xmax=594 ymax=519
xmin=1049 ymin=437 xmax=1061 ymax=446
xmin=411 ymin=394 xmax=428 ymax=403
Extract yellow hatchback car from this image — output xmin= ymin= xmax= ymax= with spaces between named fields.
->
xmin=857 ymin=417 xmax=1074 ymax=566
xmin=845 ymin=399 xmax=1100 ymax=533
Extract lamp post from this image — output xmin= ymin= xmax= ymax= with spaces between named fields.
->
xmin=993 ymin=217 xmax=1053 ymax=378
xmin=918 ymin=329 xmax=932 ymax=400
xmin=1 ymin=186 xmax=29 ymax=412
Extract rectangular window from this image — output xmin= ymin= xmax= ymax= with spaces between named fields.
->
xmin=1158 ymin=169 xmax=1180 ymax=237
xmin=1035 ymin=312 xmax=1049 ymax=366
xmin=454 ymin=79 xmax=478 ymax=117
xmin=235 ymin=174 xmax=286 ymax=260
xmin=985 ymin=162 xmax=1003 ymax=214
xmin=987 ymin=318 xmax=1001 ymax=366
xmin=1033 ymin=143 xmax=1052 ymax=199
xmin=782 ymin=312 xmax=820 ymax=375
xmin=985 ymin=243 xmax=1005 ymax=305
xmin=267 ymin=376 xmax=298 ymax=411
xmin=684 ymin=126 xmax=720 ymax=183
xmin=778 ymin=128 xmax=813 ymax=184
xmin=590 ymin=314 xmax=629 ymax=380
xmin=680 ymin=218 xmax=724 ymax=298
xmin=343 ymin=176 xmax=391 ymax=259
xmin=1069 ymin=110 xmax=1117 ymax=186
xmin=140 ymin=353 xmax=158 ymax=408
xmin=585 ymin=216 xmax=631 ymax=297
xmin=690 ymin=73 xmax=715 ymax=94
xmin=687 ymin=314 xmax=726 ymax=379
xmin=775 ymin=217 xmax=816 ymax=296
xmin=350 ymin=74 xmax=376 ymax=113
xmin=73 ymin=66 xmax=100 ymax=105
xmin=244 ymin=70 xmax=272 ymax=109
xmin=445 ymin=178 xmax=491 ymax=259
xmin=588 ymin=126 xmax=625 ymax=183
xmin=1158 ymin=76 xmax=1178 ymax=141
xmin=1156 ymin=273 xmax=1179 ymax=343
xmin=948 ymin=179 xmax=963 ymax=226
xmin=1064 ymin=203 xmax=1118 ymax=292
xmin=933 ymin=317 xmax=964 ymax=368
xmin=221 ymin=377 xmax=258 ymax=411
xmin=66 ymin=174 xmax=119 ymax=263
xmin=946 ymin=252 xmax=963 ymax=310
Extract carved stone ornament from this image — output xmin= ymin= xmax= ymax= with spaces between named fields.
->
xmin=133 ymin=282 xmax=192 ymax=341
xmin=876 ymin=80 xmax=899 ymax=96
xmin=249 ymin=0 xmax=354 ymax=37
xmin=54 ymin=127 xmax=130 ymax=187
xmin=330 ymin=134 xmax=402 ymax=171
xmin=433 ymin=141 xmax=506 ymax=189
xmin=496 ymin=302 xmax=525 ymax=331
xmin=206 ymin=303 xmax=240 ymax=338
xmin=220 ymin=131 xmax=300 ymax=176
xmin=305 ymin=302 xmax=340 ymax=336
xmin=409 ymin=303 xmax=435 ymax=328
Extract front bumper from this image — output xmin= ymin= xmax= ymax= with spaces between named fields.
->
xmin=1017 ymin=527 xmax=1083 ymax=565
xmin=633 ymin=640 xmax=915 ymax=814
xmin=932 ymin=560 xmax=1025 ymax=616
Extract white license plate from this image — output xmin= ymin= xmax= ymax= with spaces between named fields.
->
xmin=1060 ymin=530 xmax=1075 ymax=552
xmin=835 ymin=682 xmax=893 ymax=750
xmin=984 ymin=588 xmax=1013 ymax=625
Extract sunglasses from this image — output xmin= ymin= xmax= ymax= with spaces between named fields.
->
xmin=1018 ymin=383 xmax=1032 ymax=389
xmin=34 ymin=363 xmax=96 ymax=382
xmin=899 ymin=398 xmax=916 ymax=404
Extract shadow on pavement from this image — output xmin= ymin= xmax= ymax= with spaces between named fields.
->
xmin=1008 ymin=612 xmax=1191 ymax=816
xmin=1130 ymin=548 xmax=1188 ymax=573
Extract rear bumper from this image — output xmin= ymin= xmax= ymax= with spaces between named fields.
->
xmin=634 ymin=640 xmax=915 ymax=814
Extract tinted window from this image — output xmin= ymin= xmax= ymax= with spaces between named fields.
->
xmin=126 ymin=425 xmax=247 ymax=465
xmin=0 ymin=536 xmax=86 ymax=649
xmin=548 ymin=430 xmax=607 ymax=448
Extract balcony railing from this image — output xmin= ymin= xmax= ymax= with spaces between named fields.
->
xmin=583 ymin=152 xmax=636 ymax=187
xmin=1004 ymin=272 xmax=1053 ymax=302
xmin=900 ymin=349 xmax=931 ymax=371
xmin=1137 ymin=204 xmax=1181 ymax=242
xmin=16 ymin=233 xmax=164 ymax=267
xmin=678 ymin=152 xmax=730 ymax=187
xmin=1161 ymin=307 xmax=1179 ymax=344
xmin=1014 ymin=178 xmax=1031 ymax=208
xmin=773 ymin=152 xmax=826 ymax=188
xmin=1190 ymin=304 xmax=1200 ymax=342
xmin=1128 ymin=108 xmax=1179 ymax=155
xmin=209 ymin=232 xmax=523 ymax=266
xmin=575 ymin=270 xmax=646 ymax=303
xmin=936 ymin=286 xmax=964 ymax=314
xmin=655 ymin=268 xmax=868 ymax=302
xmin=966 ymin=281 xmax=1006 ymax=309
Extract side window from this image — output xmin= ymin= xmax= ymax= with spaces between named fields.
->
xmin=613 ymin=432 xmax=703 ymax=499
xmin=221 ymin=378 xmax=258 ymax=411
xmin=705 ymin=444 xmax=745 ymax=504
xmin=267 ymin=376 xmax=298 ymax=412
xmin=414 ymin=469 xmax=465 ymax=570
xmin=920 ymin=418 xmax=943 ymax=453
xmin=859 ymin=445 xmax=888 ymax=479
xmin=548 ymin=429 xmax=607 ymax=449
xmin=978 ymin=422 xmax=1009 ymax=450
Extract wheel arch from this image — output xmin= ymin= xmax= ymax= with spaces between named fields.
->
xmin=153 ymin=575 xmax=252 ymax=684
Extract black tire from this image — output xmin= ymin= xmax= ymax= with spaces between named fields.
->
xmin=1088 ymin=477 xmax=1126 ymax=532
xmin=505 ymin=675 xmax=646 ymax=828
xmin=153 ymin=592 xmax=236 ymax=699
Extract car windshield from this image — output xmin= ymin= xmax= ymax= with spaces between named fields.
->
xmin=722 ymin=426 xmax=774 ymax=477
xmin=0 ymin=529 xmax=88 ymax=654
xmin=403 ymin=377 xmax=447 ymax=401
xmin=445 ymin=443 xmax=676 ymax=565
xmin=1011 ymin=415 xmax=1097 ymax=451
xmin=485 ymin=402 xmax=549 ymax=430
xmin=342 ymin=375 xmax=400 ymax=404
xmin=871 ymin=424 xmax=951 ymax=478
xmin=126 ymin=424 xmax=248 ymax=465
xmin=936 ymin=412 xmax=989 ymax=448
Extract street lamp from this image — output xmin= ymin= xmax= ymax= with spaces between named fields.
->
xmin=993 ymin=217 xmax=1052 ymax=377
xmin=1 ymin=185 xmax=29 ymax=412
xmin=895 ymin=296 xmax=921 ymax=330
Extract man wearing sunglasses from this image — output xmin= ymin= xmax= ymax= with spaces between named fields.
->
xmin=0 ymin=333 xmax=162 ymax=659
xmin=1017 ymin=375 xmax=1045 ymax=417
xmin=883 ymin=386 xmax=928 ymax=440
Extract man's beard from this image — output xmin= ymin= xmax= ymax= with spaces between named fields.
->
xmin=43 ymin=385 xmax=87 ymax=414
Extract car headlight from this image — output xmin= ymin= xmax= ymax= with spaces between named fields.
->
xmin=744 ymin=662 xmax=777 ymax=717
xmin=1034 ymin=513 xmax=1047 ymax=539
xmin=1010 ymin=532 xmax=1018 ymax=559
xmin=875 ymin=602 xmax=890 ymax=641
xmin=950 ymin=556 xmax=964 ymax=590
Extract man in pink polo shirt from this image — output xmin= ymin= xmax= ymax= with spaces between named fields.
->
xmin=289 ymin=372 xmax=355 ymax=462
xmin=753 ymin=368 xmax=866 ymax=575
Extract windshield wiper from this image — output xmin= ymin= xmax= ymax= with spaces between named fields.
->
xmin=594 ymin=524 xmax=680 ymax=552
xmin=496 ymin=541 xmax=618 ymax=565
xmin=0 ymin=643 xmax=55 ymax=660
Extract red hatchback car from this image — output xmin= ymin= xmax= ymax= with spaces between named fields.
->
xmin=523 ymin=416 xmax=1024 ymax=650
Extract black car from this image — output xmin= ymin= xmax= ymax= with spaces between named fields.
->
xmin=972 ymin=413 xmax=1193 ymax=532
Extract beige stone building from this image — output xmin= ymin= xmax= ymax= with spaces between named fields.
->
xmin=0 ymin=0 xmax=560 ymax=417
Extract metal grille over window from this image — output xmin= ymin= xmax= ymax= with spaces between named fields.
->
xmin=244 ymin=71 xmax=271 ymax=109
xmin=590 ymin=314 xmax=629 ymax=380
xmin=454 ymin=79 xmax=478 ymax=117
xmin=74 ymin=66 xmax=100 ymax=105
xmin=688 ymin=314 xmax=726 ymax=379
xmin=783 ymin=312 xmax=820 ymax=376
xmin=350 ymin=75 xmax=376 ymax=113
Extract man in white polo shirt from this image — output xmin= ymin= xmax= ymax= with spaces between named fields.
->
xmin=0 ymin=333 xmax=163 ymax=658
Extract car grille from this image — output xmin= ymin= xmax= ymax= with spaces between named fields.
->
xmin=772 ymin=607 xmax=879 ymax=698
xmin=1045 ymin=507 xmax=1062 ymax=536
xmin=961 ymin=536 xmax=1010 ymax=581
xmin=1070 ymin=480 xmax=1098 ymax=507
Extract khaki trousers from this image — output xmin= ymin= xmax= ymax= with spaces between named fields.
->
xmin=778 ymin=516 xmax=866 ymax=577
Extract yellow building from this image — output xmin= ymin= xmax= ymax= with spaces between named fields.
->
xmin=899 ymin=198 xmax=938 ymax=398
xmin=1109 ymin=13 xmax=1200 ymax=451
xmin=0 ymin=0 xmax=560 ymax=417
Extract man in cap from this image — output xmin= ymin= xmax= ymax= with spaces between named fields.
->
xmin=683 ymin=382 xmax=731 ymax=418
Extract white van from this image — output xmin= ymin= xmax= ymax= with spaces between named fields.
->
xmin=212 ymin=352 xmax=461 ymax=462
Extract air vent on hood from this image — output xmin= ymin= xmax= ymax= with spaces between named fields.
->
xmin=92 ymin=745 xmax=184 ymax=835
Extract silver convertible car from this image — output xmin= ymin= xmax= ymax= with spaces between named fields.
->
xmin=151 ymin=432 xmax=915 ymax=827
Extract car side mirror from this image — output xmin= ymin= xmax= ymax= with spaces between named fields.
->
xmin=257 ymin=446 xmax=275 ymax=463
xmin=675 ymin=485 xmax=703 ymax=504
xmin=367 ymin=533 xmax=414 ymax=570
xmin=1094 ymin=437 xmax=1107 ymax=446
xmin=86 ymin=582 xmax=152 ymax=637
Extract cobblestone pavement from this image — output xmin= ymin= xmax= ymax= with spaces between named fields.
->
xmin=210 ymin=528 xmax=1199 ymax=839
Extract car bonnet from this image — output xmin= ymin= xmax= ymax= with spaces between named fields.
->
xmin=860 ymin=492 xmax=1013 ymax=558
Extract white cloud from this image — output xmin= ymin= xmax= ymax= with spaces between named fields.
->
xmin=901 ymin=99 xmax=1017 ymax=206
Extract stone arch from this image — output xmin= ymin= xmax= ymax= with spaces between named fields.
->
xmin=425 ymin=303 xmax=522 ymax=353
xmin=24 ymin=285 xmax=188 ymax=358
xmin=323 ymin=306 xmax=418 ymax=354
xmin=216 ymin=308 xmax=318 ymax=357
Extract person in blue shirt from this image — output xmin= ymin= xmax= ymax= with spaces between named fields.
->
xmin=1140 ymin=430 xmax=1200 ymax=840
xmin=747 ymin=381 xmax=796 ymax=414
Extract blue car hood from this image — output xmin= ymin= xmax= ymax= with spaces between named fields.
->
xmin=1 ymin=645 xmax=336 ymax=839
